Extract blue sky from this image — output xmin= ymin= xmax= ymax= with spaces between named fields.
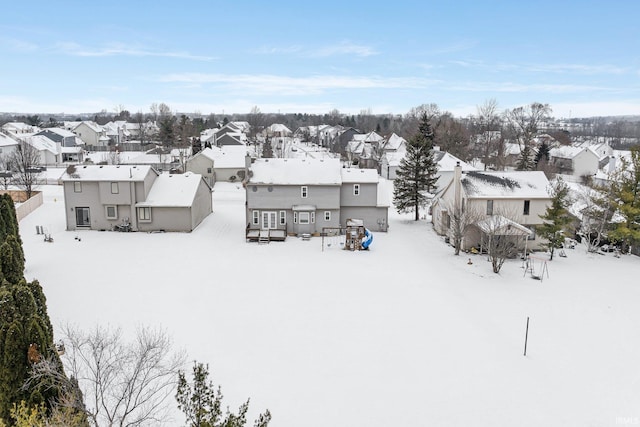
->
xmin=1 ymin=0 xmax=639 ymax=118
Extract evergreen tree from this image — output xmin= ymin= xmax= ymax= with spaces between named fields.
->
xmin=516 ymin=145 xmax=535 ymax=171
xmin=608 ymin=148 xmax=640 ymax=252
xmin=538 ymin=178 xmax=572 ymax=260
xmin=176 ymin=362 xmax=271 ymax=427
xmin=392 ymin=113 xmax=439 ymax=220
xmin=534 ymin=141 xmax=550 ymax=167
xmin=262 ymin=139 xmax=274 ymax=158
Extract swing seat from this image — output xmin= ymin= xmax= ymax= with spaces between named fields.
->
xmin=531 ymin=274 xmax=541 ymax=280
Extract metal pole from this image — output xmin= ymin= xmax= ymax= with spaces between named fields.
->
xmin=523 ymin=316 xmax=530 ymax=356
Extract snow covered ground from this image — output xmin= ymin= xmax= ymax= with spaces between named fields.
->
xmin=19 ymin=181 xmax=640 ymax=427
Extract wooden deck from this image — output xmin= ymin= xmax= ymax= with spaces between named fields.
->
xmin=246 ymin=224 xmax=287 ymax=243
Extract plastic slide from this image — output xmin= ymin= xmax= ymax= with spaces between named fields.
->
xmin=361 ymin=228 xmax=373 ymax=249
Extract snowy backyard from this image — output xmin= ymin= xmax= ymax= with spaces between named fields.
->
xmin=18 ymin=179 xmax=640 ymax=427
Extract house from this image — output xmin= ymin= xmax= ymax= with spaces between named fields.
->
xmin=26 ymin=135 xmax=61 ymax=165
xmin=330 ymin=127 xmax=361 ymax=158
xmin=72 ymin=121 xmax=109 ymax=148
xmin=0 ymin=133 xmax=19 ymax=166
xmin=549 ymin=146 xmax=599 ymax=180
xmin=103 ymin=121 xmax=131 ymax=145
xmin=186 ymin=146 xmax=248 ymax=186
xmin=245 ymin=158 xmax=388 ymax=241
xmin=1 ymin=122 xmax=38 ymax=136
xmin=60 ymin=165 xmax=211 ymax=232
xmin=35 ymin=128 xmax=84 ymax=163
xmin=431 ymin=164 xmax=552 ymax=251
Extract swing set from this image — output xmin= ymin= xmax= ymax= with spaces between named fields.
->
xmin=523 ymin=255 xmax=549 ymax=281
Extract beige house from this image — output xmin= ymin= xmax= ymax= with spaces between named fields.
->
xmin=61 ymin=165 xmax=211 ymax=232
xmin=186 ymin=146 xmax=247 ymax=186
xmin=432 ymin=164 xmax=551 ymax=251
xmin=72 ymin=121 xmax=109 ymax=147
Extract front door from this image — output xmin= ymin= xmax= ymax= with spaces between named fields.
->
xmin=75 ymin=207 xmax=90 ymax=227
xmin=261 ymin=211 xmax=277 ymax=230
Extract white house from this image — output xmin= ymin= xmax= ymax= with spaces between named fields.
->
xmin=549 ymin=146 xmax=600 ymax=180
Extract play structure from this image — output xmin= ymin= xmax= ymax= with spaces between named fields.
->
xmin=523 ymin=255 xmax=549 ymax=281
xmin=344 ymin=219 xmax=373 ymax=251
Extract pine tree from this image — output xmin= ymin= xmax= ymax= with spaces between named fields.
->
xmin=516 ymin=145 xmax=535 ymax=171
xmin=534 ymin=141 xmax=550 ymax=167
xmin=538 ymin=178 xmax=572 ymax=260
xmin=608 ymin=148 xmax=640 ymax=252
xmin=392 ymin=113 xmax=439 ymax=220
xmin=176 ymin=362 xmax=271 ymax=427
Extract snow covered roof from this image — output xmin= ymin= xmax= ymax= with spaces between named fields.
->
xmin=249 ymin=158 xmax=342 ymax=185
xmin=43 ymin=127 xmax=76 ymax=138
xmin=136 ymin=172 xmax=205 ymax=207
xmin=73 ymin=121 xmax=103 ymax=133
xmin=268 ymin=123 xmax=292 ymax=134
xmin=0 ymin=133 xmax=18 ymax=147
xmin=60 ymin=164 xmax=155 ymax=181
xmin=340 ymin=167 xmax=379 ymax=183
xmin=549 ymin=145 xmax=596 ymax=160
xmin=28 ymin=135 xmax=58 ymax=154
xmin=124 ymin=153 xmax=174 ymax=165
xmin=475 ymin=215 xmax=532 ymax=236
xmin=433 ymin=151 xmax=476 ymax=172
xmin=461 ymin=171 xmax=550 ymax=199
xmin=381 ymin=133 xmax=406 ymax=151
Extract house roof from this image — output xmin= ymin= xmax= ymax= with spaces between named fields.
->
xmin=42 ymin=127 xmax=76 ymax=138
xmin=340 ymin=167 xmax=379 ymax=183
xmin=249 ymin=158 xmax=342 ymax=185
xmin=475 ymin=215 xmax=532 ymax=236
xmin=0 ymin=133 xmax=18 ymax=147
xmin=549 ymin=145 xmax=597 ymax=160
xmin=433 ymin=151 xmax=476 ymax=172
xmin=28 ymin=135 xmax=58 ymax=154
xmin=136 ymin=172 xmax=205 ymax=207
xmin=268 ymin=123 xmax=292 ymax=134
xmin=461 ymin=170 xmax=550 ymax=199
xmin=73 ymin=121 xmax=103 ymax=133
xmin=60 ymin=164 xmax=154 ymax=181
xmin=381 ymin=133 xmax=406 ymax=151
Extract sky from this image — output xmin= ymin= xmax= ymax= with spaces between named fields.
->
xmin=1 ymin=0 xmax=639 ymax=119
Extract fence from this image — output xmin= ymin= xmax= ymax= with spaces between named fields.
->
xmin=0 ymin=190 xmax=43 ymax=221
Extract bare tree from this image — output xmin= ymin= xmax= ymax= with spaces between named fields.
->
xmin=445 ymin=202 xmax=484 ymax=255
xmin=474 ymin=99 xmax=502 ymax=170
xmin=505 ymin=102 xmax=552 ymax=150
xmin=134 ymin=111 xmax=148 ymax=146
xmin=477 ymin=211 xmax=528 ymax=273
xmin=55 ymin=324 xmax=185 ymax=427
xmin=9 ymin=140 xmax=42 ymax=199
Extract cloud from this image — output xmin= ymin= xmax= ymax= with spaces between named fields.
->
xmin=55 ymin=42 xmax=216 ymax=61
xmin=0 ymin=37 xmax=38 ymax=52
xmin=158 ymin=73 xmax=435 ymax=95
xmin=449 ymin=81 xmax=613 ymax=94
xmin=449 ymin=59 xmax=628 ymax=75
xmin=309 ymin=41 xmax=378 ymax=57
xmin=253 ymin=45 xmax=303 ymax=55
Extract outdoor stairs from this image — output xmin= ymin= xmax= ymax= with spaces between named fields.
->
xmin=258 ymin=230 xmax=270 ymax=244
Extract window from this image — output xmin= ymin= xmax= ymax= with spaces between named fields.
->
xmin=324 ymin=211 xmax=331 ymax=221
xmin=138 ymin=207 xmax=151 ymax=222
xmin=279 ymin=211 xmax=286 ymax=225
xmin=207 ymin=167 xmax=212 ymax=174
xmin=252 ymin=210 xmax=260 ymax=225
xmin=526 ymin=225 xmax=536 ymax=241
xmin=353 ymin=184 xmax=360 ymax=196
xmin=111 ymin=182 xmax=119 ymax=194
xmin=311 ymin=212 xmax=315 ymax=223
xmin=523 ymin=200 xmax=530 ymax=216
xmin=74 ymin=182 xmax=82 ymax=192
xmin=486 ymin=200 xmax=494 ymax=215
xmin=301 ymin=186 xmax=308 ymax=198
xmin=105 ymin=205 xmax=117 ymax=219
xmin=293 ymin=212 xmax=298 ymax=223
xmin=299 ymin=212 xmax=310 ymax=224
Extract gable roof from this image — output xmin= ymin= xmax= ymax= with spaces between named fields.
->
xmin=60 ymin=164 xmax=155 ymax=181
xmin=136 ymin=172 xmax=206 ymax=207
xmin=549 ymin=145 xmax=597 ymax=160
xmin=0 ymin=133 xmax=18 ymax=148
xmin=461 ymin=171 xmax=550 ymax=199
xmin=340 ymin=167 xmax=379 ymax=183
xmin=249 ymin=158 xmax=342 ymax=185
xmin=28 ymin=135 xmax=58 ymax=154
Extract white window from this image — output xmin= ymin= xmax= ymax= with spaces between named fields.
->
xmin=138 ymin=207 xmax=151 ymax=221
xmin=293 ymin=212 xmax=298 ymax=223
xmin=111 ymin=182 xmax=119 ymax=194
xmin=301 ymin=186 xmax=308 ymax=198
xmin=279 ymin=211 xmax=286 ymax=225
xmin=324 ymin=211 xmax=331 ymax=221
xmin=74 ymin=182 xmax=82 ymax=192
xmin=252 ymin=210 xmax=260 ymax=225
xmin=105 ymin=205 xmax=117 ymax=219
xmin=353 ymin=184 xmax=360 ymax=196
xmin=299 ymin=212 xmax=310 ymax=224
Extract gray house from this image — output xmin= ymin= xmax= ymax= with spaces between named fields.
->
xmin=245 ymin=158 xmax=388 ymax=241
xmin=61 ymin=165 xmax=212 ymax=232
